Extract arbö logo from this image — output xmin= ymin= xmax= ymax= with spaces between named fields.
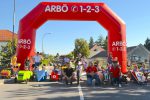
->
xmin=45 ymin=4 xmax=68 ymax=12
xmin=18 ymin=39 xmax=31 ymax=44
xmin=18 ymin=39 xmax=31 ymax=50
xmin=112 ymin=41 xmax=126 ymax=46
xmin=112 ymin=41 xmax=126 ymax=51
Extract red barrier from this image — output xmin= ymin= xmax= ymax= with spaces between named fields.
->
xmin=16 ymin=2 xmax=127 ymax=73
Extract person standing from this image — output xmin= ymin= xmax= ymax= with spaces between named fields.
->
xmin=64 ymin=57 xmax=70 ymax=64
xmin=110 ymin=58 xmax=122 ymax=87
xmin=24 ymin=57 xmax=30 ymax=70
xmin=33 ymin=52 xmax=42 ymax=68
xmin=107 ymin=52 xmax=113 ymax=65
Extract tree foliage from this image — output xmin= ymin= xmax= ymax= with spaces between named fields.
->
xmin=0 ymin=39 xmax=17 ymax=66
xmin=103 ymin=36 xmax=108 ymax=50
xmin=89 ymin=36 xmax=94 ymax=49
xmin=144 ymin=37 xmax=150 ymax=51
xmin=66 ymin=51 xmax=74 ymax=59
xmin=95 ymin=34 xmax=104 ymax=46
xmin=74 ymin=38 xmax=90 ymax=58
xmin=48 ymin=54 xmax=55 ymax=62
xmin=94 ymin=35 xmax=108 ymax=50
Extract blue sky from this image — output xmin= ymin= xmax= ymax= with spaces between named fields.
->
xmin=0 ymin=0 xmax=150 ymax=55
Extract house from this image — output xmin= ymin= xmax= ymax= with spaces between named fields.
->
xmin=0 ymin=30 xmax=17 ymax=65
xmin=90 ymin=50 xmax=107 ymax=62
xmin=88 ymin=43 xmax=150 ymax=68
xmin=88 ymin=44 xmax=105 ymax=58
xmin=88 ymin=44 xmax=107 ymax=64
xmin=0 ymin=30 xmax=17 ymax=51
xmin=127 ymin=44 xmax=150 ymax=67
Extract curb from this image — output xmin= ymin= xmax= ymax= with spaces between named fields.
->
xmin=0 ymin=79 xmax=4 ymax=85
xmin=0 ymin=78 xmax=14 ymax=85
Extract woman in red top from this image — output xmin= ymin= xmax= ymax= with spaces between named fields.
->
xmin=86 ymin=62 xmax=101 ymax=86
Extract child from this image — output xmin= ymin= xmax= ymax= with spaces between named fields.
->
xmin=101 ymin=67 xmax=109 ymax=81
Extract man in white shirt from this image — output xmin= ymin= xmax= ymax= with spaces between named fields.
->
xmin=33 ymin=52 xmax=42 ymax=68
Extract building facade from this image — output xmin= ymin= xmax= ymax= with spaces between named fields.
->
xmin=127 ymin=44 xmax=150 ymax=67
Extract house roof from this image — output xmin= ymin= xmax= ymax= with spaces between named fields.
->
xmin=89 ymin=44 xmax=105 ymax=58
xmin=90 ymin=44 xmax=104 ymax=51
xmin=0 ymin=30 xmax=17 ymax=42
xmin=136 ymin=44 xmax=150 ymax=54
xmin=127 ymin=44 xmax=150 ymax=56
xmin=91 ymin=51 xmax=107 ymax=59
xmin=127 ymin=46 xmax=137 ymax=53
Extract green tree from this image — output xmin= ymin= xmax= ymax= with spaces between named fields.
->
xmin=48 ymin=54 xmax=54 ymax=63
xmin=95 ymin=34 xmax=104 ymax=46
xmin=55 ymin=53 xmax=59 ymax=60
xmin=0 ymin=39 xmax=17 ymax=66
xmin=89 ymin=36 xmax=94 ymax=49
xmin=144 ymin=37 xmax=150 ymax=51
xmin=66 ymin=51 xmax=74 ymax=59
xmin=74 ymin=38 xmax=90 ymax=58
xmin=103 ymin=36 xmax=108 ymax=50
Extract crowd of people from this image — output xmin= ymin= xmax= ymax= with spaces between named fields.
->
xmin=9 ymin=52 xmax=150 ymax=87
xmin=85 ymin=55 xmax=122 ymax=87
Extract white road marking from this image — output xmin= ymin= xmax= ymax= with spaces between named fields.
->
xmin=78 ymin=84 xmax=84 ymax=100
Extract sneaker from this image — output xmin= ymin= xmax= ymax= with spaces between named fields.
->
xmin=119 ymin=84 xmax=122 ymax=88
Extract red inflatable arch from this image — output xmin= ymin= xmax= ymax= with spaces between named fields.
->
xmin=16 ymin=2 xmax=127 ymax=73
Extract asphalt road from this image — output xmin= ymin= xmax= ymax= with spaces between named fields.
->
xmin=1 ymin=80 xmax=150 ymax=100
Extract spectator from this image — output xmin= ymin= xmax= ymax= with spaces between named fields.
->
xmin=101 ymin=67 xmax=109 ymax=81
xmin=63 ymin=63 xmax=74 ymax=85
xmin=139 ymin=63 xmax=148 ymax=80
xmin=107 ymin=52 xmax=113 ymax=65
xmin=139 ymin=63 xmax=145 ymax=72
xmin=76 ymin=61 xmax=83 ymax=77
xmin=133 ymin=64 xmax=139 ymax=72
xmin=96 ymin=62 xmax=102 ymax=71
xmin=42 ymin=64 xmax=47 ymax=80
xmin=64 ymin=57 xmax=70 ymax=64
xmin=33 ymin=52 xmax=42 ymax=68
xmin=110 ymin=58 xmax=122 ymax=87
xmin=10 ymin=54 xmax=17 ymax=67
xmin=86 ymin=62 xmax=101 ymax=86
xmin=24 ymin=57 xmax=30 ymax=70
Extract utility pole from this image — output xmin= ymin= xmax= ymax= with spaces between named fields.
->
xmin=12 ymin=0 xmax=16 ymax=55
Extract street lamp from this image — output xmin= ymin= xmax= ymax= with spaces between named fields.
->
xmin=12 ymin=0 xmax=16 ymax=54
xmin=42 ymin=33 xmax=51 ymax=53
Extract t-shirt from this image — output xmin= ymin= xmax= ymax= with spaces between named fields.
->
xmin=110 ymin=66 xmax=121 ymax=78
xmin=64 ymin=57 xmax=70 ymax=63
xmin=86 ymin=66 xmax=98 ymax=73
xmin=33 ymin=55 xmax=41 ymax=63
xmin=64 ymin=68 xmax=74 ymax=77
